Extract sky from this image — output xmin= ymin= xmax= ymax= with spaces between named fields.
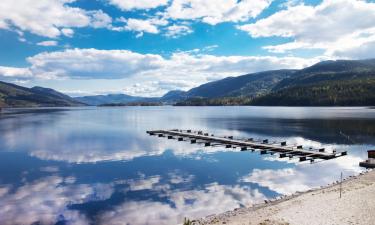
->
xmin=0 ymin=0 xmax=375 ymax=97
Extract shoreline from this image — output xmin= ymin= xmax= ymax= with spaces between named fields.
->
xmin=194 ymin=169 xmax=375 ymax=225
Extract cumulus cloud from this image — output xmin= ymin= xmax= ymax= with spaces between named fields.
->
xmin=165 ymin=24 xmax=193 ymax=38
xmin=123 ymin=18 xmax=160 ymax=35
xmin=37 ymin=40 xmax=58 ymax=46
xmin=1 ymin=48 xmax=319 ymax=95
xmin=89 ymin=10 xmax=113 ymax=29
xmin=165 ymin=0 xmax=273 ymax=25
xmin=0 ymin=0 xmax=112 ymax=38
xmin=27 ymin=48 xmax=164 ymax=79
xmin=112 ymin=17 xmax=170 ymax=37
xmin=107 ymin=0 xmax=169 ymax=11
xmin=237 ymin=0 xmax=375 ymax=58
xmin=0 ymin=66 xmax=32 ymax=78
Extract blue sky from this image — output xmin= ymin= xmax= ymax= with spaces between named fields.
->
xmin=0 ymin=0 xmax=374 ymax=96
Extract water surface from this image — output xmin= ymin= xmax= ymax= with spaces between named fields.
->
xmin=0 ymin=106 xmax=374 ymax=225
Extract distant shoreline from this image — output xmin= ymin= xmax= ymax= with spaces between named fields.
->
xmin=1 ymin=105 xmax=375 ymax=109
xmin=194 ymin=169 xmax=375 ymax=225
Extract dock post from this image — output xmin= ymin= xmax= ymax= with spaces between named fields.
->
xmin=340 ymin=172 xmax=343 ymax=198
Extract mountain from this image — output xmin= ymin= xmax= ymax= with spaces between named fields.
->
xmin=160 ymin=90 xmax=187 ymax=103
xmin=185 ymin=69 xmax=297 ymax=98
xmin=75 ymin=94 xmax=160 ymax=106
xmin=74 ymin=70 xmax=298 ymax=106
xmin=76 ymin=90 xmax=187 ymax=106
xmin=176 ymin=59 xmax=375 ymax=106
xmin=250 ymin=59 xmax=375 ymax=106
xmin=274 ymin=59 xmax=375 ymax=90
xmin=0 ymin=81 xmax=85 ymax=107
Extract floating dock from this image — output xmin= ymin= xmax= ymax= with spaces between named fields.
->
xmin=147 ymin=129 xmax=347 ymax=162
xmin=359 ymin=150 xmax=375 ymax=168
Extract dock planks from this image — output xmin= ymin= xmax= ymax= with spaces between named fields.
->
xmin=147 ymin=129 xmax=347 ymax=162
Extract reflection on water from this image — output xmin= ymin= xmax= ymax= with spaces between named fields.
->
xmin=0 ymin=106 xmax=374 ymax=225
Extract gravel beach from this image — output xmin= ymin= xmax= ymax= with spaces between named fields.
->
xmin=195 ymin=169 xmax=375 ymax=225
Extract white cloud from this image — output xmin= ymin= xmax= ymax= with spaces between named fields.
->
xmin=27 ymin=48 xmax=164 ymax=79
xmin=89 ymin=10 xmax=113 ymax=29
xmin=1 ymin=48 xmax=319 ymax=95
xmin=237 ymin=0 xmax=375 ymax=58
xmin=165 ymin=0 xmax=273 ymax=25
xmin=165 ymin=24 xmax=193 ymax=38
xmin=0 ymin=0 xmax=112 ymax=38
xmin=37 ymin=40 xmax=58 ymax=46
xmin=61 ymin=28 xmax=74 ymax=37
xmin=124 ymin=18 xmax=159 ymax=34
xmin=113 ymin=17 xmax=169 ymax=37
xmin=0 ymin=66 xmax=32 ymax=78
xmin=107 ymin=0 xmax=169 ymax=11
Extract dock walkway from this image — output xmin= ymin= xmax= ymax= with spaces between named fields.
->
xmin=147 ymin=129 xmax=347 ymax=162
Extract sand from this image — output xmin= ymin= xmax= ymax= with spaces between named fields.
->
xmin=194 ymin=169 xmax=375 ymax=225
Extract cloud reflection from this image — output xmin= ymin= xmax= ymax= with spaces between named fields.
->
xmin=100 ymin=182 xmax=265 ymax=225
xmin=0 ymin=176 xmax=114 ymax=225
xmin=241 ymin=154 xmax=365 ymax=195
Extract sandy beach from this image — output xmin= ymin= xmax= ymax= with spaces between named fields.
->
xmin=195 ymin=169 xmax=375 ymax=225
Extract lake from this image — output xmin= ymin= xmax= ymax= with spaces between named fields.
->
xmin=0 ymin=106 xmax=374 ymax=225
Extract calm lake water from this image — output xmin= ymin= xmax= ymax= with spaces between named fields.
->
xmin=0 ymin=106 xmax=374 ymax=225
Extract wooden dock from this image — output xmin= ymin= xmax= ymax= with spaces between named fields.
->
xmin=147 ymin=129 xmax=347 ymax=162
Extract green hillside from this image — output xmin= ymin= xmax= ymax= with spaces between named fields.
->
xmin=186 ymin=70 xmax=297 ymax=98
xmin=176 ymin=59 xmax=375 ymax=106
xmin=252 ymin=78 xmax=375 ymax=106
xmin=0 ymin=81 xmax=85 ymax=107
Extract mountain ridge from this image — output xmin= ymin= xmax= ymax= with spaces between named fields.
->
xmin=2 ymin=58 xmax=375 ymax=107
xmin=0 ymin=81 xmax=85 ymax=107
xmin=176 ymin=58 xmax=375 ymax=106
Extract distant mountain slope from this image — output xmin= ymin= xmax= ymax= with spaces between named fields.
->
xmin=160 ymin=90 xmax=187 ymax=103
xmin=250 ymin=59 xmax=375 ymax=106
xmin=176 ymin=58 xmax=375 ymax=106
xmin=186 ymin=69 xmax=297 ymax=98
xmin=75 ymin=90 xmax=187 ymax=106
xmin=274 ymin=59 xmax=375 ymax=90
xmin=0 ymin=81 xmax=85 ymax=107
xmin=75 ymin=94 xmax=159 ymax=106
xmin=252 ymin=78 xmax=375 ymax=106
